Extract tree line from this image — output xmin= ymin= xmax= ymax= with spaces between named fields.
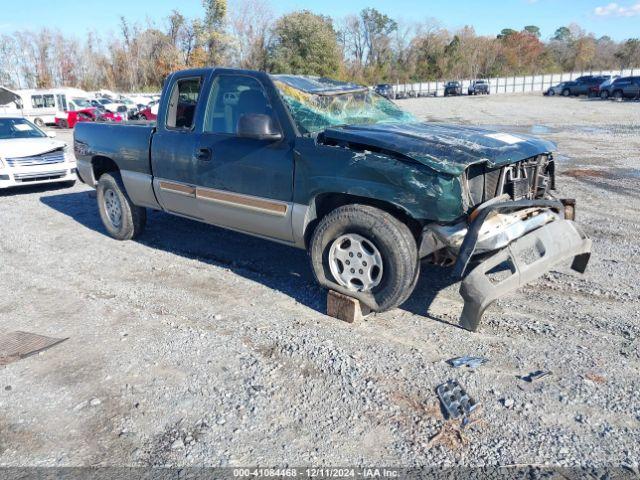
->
xmin=1 ymin=0 xmax=639 ymax=92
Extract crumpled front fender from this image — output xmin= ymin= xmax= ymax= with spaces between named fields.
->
xmin=458 ymin=219 xmax=591 ymax=331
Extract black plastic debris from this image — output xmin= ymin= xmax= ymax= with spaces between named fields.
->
xmin=522 ymin=370 xmax=551 ymax=383
xmin=436 ymin=380 xmax=479 ymax=420
xmin=447 ymin=356 xmax=488 ymax=369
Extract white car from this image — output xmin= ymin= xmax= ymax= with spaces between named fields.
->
xmin=0 ymin=117 xmax=77 ymax=189
xmin=91 ymin=98 xmax=128 ymax=114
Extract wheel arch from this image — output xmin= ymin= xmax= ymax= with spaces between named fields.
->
xmin=92 ymin=155 xmax=120 ymax=181
xmin=300 ymin=192 xmax=422 ymax=250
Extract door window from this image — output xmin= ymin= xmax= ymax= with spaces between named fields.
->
xmin=204 ymin=75 xmax=274 ymax=135
xmin=57 ymin=95 xmax=67 ymax=111
xmin=43 ymin=94 xmax=55 ymax=107
xmin=31 ymin=95 xmax=44 ymax=108
xmin=166 ymin=77 xmax=202 ymax=130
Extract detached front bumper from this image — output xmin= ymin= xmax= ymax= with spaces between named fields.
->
xmin=459 ymin=218 xmax=591 ymax=331
xmin=422 ymin=199 xmax=592 ymax=331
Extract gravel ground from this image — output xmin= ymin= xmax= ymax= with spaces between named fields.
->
xmin=1 ymin=94 xmax=639 ymax=468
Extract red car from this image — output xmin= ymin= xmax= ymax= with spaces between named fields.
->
xmin=138 ymin=102 xmax=158 ymax=121
xmin=55 ymin=108 xmax=123 ymax=129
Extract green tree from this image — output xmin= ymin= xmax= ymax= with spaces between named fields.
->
xmin=497 ymin=28 xmax=517 ymax=39
xmin=202 ymin=0 xmax=227 ymax=65
xmin=268 ymin=10 xmax=342 ymax=76
xmin=553 ymin=26 xmax=572 ymax=42
xmin=360 ymin=8 xmax=397 ymax=69
xmin=523 ymin=25 xmax=541 ymax=38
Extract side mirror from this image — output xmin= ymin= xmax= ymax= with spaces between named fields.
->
xmin=237 ymin=114 xmax=282 ymax=141
xmin=47 ymin=131 xmax=57 ymax=138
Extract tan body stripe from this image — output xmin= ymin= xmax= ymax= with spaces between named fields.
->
xmin=196 ymin=187 xmax=288 ymax=216
xmin=158 ymin=181 xmax=196 ymax=197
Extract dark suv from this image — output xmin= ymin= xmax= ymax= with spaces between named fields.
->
xmin=600 ymin=76 xmax=640 ymax=100
xmin=374 ymin=84 xmax=395 ymax=100
xmin=468 ymin=80 xmax=490 ymax=95
xmin=444 ymin=81 xmax=462 ymax=96
xmin=561 ymin=76 xmax=610 ymax=97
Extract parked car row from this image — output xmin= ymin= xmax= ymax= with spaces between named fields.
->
xmin=374 ymin=83 xmax=437 ymax=100
xmin=442 ymin=79 xmax=492 ymax=97
xmin=377 ymin=80 xmax=492 ymax=99
xmin=544 ymin=75 xmax=640 ymax=100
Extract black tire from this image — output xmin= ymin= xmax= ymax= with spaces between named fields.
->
xmin=309 ymin=204 xmax=419 ymax=312
xmin=96 ymin=172 xmax=146 ymax=240
xmin=562 ymin=88 xmax=571 ymax=97
xmin=612 ymin=90 xmax=623 ymax=101
xmin=600 ymin=90 xmax=609 ymax=100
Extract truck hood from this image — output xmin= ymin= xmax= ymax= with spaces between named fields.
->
xmin=322 ymin=122 xmax=556 ymax=176
xmin=0 ymin=138 xmax=66 ymax=159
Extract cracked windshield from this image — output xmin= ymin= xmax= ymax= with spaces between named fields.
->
xmin=273 ymin=76 xmax=416 ymax=134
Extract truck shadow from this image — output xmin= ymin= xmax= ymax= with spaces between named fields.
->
xmin=40 ymin=190 xmax=459 ymax=326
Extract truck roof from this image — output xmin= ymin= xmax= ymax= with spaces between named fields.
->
xmin=270 ymin=75 xmax=367 ymax=96
xmin=168 ymin=68 xmax=369 ymax=96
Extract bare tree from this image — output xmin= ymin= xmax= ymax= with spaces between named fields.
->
xmin=228 ymin=0 xmax=274 ymax=69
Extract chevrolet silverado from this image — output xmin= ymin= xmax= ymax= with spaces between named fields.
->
xmin=74 ymin=68 xmax=591 ymax=331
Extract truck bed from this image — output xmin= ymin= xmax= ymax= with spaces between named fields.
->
xmin=74 ymin=121 xmax=155 ymax=180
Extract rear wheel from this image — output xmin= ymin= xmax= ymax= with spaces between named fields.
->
xmin=96 ymin=172 xmax=146 ymax=240
xmin=613 ymin=90 xmax=624 ymax=101
xmin=309 ymin=204 xmax=419 ymax=312
xmin=562 ymin=88 xmax=571 ymax=97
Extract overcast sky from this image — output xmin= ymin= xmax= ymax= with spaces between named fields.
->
xmin=2 ymin=0 xmax=639 ymax=41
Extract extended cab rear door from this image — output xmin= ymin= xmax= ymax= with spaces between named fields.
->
xmin=151 ymin=74 xmax=205 ymax=218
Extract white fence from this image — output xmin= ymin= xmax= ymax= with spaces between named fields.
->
xmin=392 ymin=68 xmax=640 ymax=97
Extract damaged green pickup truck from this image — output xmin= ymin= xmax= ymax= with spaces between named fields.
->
xmin=74 ymin=68 xmax=591 ymax=331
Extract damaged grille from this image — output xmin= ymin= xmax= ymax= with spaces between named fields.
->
xmin=466 ymin=155 xmax=555 ymax=206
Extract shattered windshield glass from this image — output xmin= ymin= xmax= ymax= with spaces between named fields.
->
xmin=272 ymin=76 xmax=416 ymax=134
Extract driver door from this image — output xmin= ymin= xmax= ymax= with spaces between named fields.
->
xmin=193 ymin=73 xmax=295 ymax=242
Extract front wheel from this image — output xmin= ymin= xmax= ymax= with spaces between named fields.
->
xmin=96 ymin=172 xmax=146 ymax=240
xmin=600 ymin=90 xmax=609 ymax=100
xmin=562 ymin=89 xmax=571 ymax=97
xmin=309 ymin=204 xmax=419 ymax=312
